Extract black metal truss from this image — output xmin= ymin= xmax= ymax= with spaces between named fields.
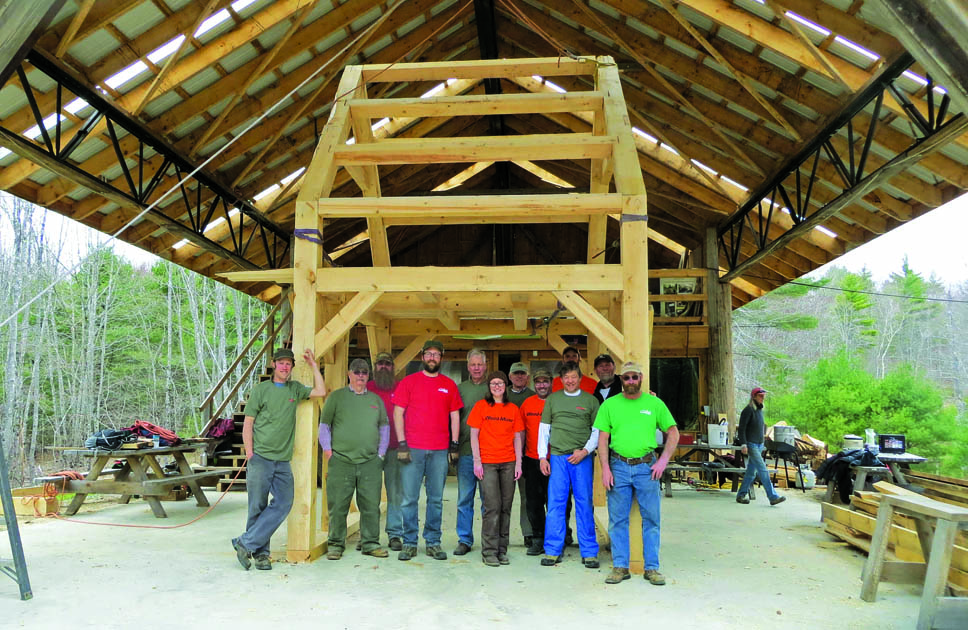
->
xmin=0 ymin=48 xmax=291 ymax=270
xmin=717 ymin=52 xmax=966 ymax=282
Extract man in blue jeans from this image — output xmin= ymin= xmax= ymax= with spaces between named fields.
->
xmin=391 ymin=340 xmax=462 ymax=561
xmin=232 ymin=347 xmax=327 ymax=570
xmin=736 ymin=387 xmax=786 ymax=506
xmin=595 ymin=361 xmax=679 ymax=585
xmin=454 ymin=349 xmax=488 ymax=555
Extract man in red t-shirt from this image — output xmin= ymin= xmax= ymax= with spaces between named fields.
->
xmin=551 ymin=346 xmax=597 ymax=394
xmin=518 ymin=367 xmax=554 ymax=556
xmin=391 ymin=340 xmax=462 ymax=562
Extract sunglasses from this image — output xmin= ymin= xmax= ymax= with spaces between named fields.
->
xmin=620 ymin=374 xmax=642 ymax=382
xmin=352 ymin=370 xmax=369 ymax=376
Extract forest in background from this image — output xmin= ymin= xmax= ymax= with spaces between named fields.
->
xmin=0 ymin=195 xmax=270 ymax=485
xmin=2 ymin=194 xmax=966 ymax=483
xmin=733 ymin=264 xmax=968 ymax=477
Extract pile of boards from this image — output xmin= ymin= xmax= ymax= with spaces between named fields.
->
xmin=821 ymin=473 xmax=968 ymax=596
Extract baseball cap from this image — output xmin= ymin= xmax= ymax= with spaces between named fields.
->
xmin=375 ymin=351 xmax=393 ymax=363
xmin=751 ymin=387 xmax=768 ymax=396
xmin=273 ymin=347 xmax=295 ymax=361
xmin=509 ymin=362 xmax=529 ymax=374
xmin=532 ymin=368 xmax=552 ymax=381
xmin=594 ymin=354 xmax=614 ymax=367
xmin=619 ymin=361 xmax=643 ymax=375
xmin=348 ymin=358 xmax=370 ymax=372
xmin=422 ymin=340 xmax=444 ymax=353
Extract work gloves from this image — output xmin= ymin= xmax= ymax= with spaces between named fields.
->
xmin=397 ymin=441 xmax=412 ymax=464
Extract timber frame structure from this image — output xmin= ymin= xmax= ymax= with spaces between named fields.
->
xmin=3 ymin=0 xmax=968 ymax=563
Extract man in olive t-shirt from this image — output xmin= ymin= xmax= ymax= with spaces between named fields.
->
xmin=319 ymin=358 xmax=389 ymax=560
xmin=232 ymin=347 xmax=326 ymax=571
xmin=538 ymin=362 xmax=601 ymax=568
xmin=595 ymin=361 xmax=679 ymax=586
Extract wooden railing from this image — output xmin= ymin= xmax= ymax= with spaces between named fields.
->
xmin=197 ymin=288 xmax=293 ymax=436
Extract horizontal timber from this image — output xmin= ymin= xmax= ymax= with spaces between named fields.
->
xmin=349 ymin=91 xmax=603 ymax=119
xmin=314 ymin=265 xmax=623 ymax=292
xmin=333 ymin=134 xmax=614 ymax=165
xmin=360 ymin=57 xmax=599 ymax=82
xmin=309 ymin=193 xmax=624 ymax=218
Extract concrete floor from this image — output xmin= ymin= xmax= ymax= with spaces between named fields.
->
xmin=1 ymin=478 xmax=921 ymax=629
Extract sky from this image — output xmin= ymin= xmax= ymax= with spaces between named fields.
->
xmin=2 ymin=191 xmax=967 ymax=289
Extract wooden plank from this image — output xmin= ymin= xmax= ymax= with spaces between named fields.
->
xmin=553 ymin=290 xmax=625 ymax=364
xmin=310 ymin=193 xmax=624 ymax=217
xmin=361 ymin=57 xmax=599 ymax=82
xmin=333 ymin=134 xmax=615 ymax=165
xmin=349 ymin=91 xmax=603 ymax=118
xmin=313 ymin=264 xmax=623 ymax=292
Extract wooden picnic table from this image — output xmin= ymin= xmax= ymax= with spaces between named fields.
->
xmin=54 ymin=444 xmax=229 ymax=518
xmin=661 ymin=443 xmax=748 ymax=498
xmin=824 ymin=451 xmax=927 ymax=502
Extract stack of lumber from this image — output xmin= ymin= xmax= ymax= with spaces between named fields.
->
xmin=821 ymin=479 xmax=968 ymax=595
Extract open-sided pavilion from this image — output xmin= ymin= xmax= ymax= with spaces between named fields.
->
xmin=2 ymin=0 xmax=968 ymax=562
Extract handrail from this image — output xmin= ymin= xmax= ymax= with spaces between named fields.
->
xmin=199 ymin=287 xmax=292 ymax=410
xmin=208 ymin=309 xmax=293 ymax=425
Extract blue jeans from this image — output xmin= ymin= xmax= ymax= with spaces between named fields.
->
xmin=544 ymin=454 xmax=598 ymax=558
xmin=400 ymin=448 xmax=449 ymax=547
xmin=383 ymin=448 xmax=404 ymax=540
xmin=239 ymin=453 xmax=293 ymax=556
xmin=606 ymin=457 xmax=661 ymax=570
xmin=456 ymin=455 xmax=483 ymax=546
xmin=738 ymin=443 xmax=779 ymax=500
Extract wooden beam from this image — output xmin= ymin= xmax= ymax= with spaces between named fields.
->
xmin=553 ymin=290 xmax=625 ymax=363
xmin=314 ymin=291 xmax=384 ymax=356
xmin=395 ymin=334 xmax=431 ymax=374
xmin=53 ymin=0 xmax=95 ymax=58
xmin=361 ymin=57 xmax=599 ymax=82
xmin=349 ymin=91 xmax=603 ymax=119
xmin=0 ymin=0 xmax=65 ymax=89
xmin=310 ymin=193 xmax=624 ymax=217
xmin=333 ymin=134 xmax=615 ymax=165
xmin=312 ymin=265 xmax=623 ymax=292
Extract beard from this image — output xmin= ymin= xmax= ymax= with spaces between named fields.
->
xmin=422 ymin=360 xmax=440 ymax=374
xmin=622 ymin=380 xmax=642 ymax=396
xmin=373 ymin=369 xmax=396 ymax=390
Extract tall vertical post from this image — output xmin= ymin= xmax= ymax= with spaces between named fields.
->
xmin=597 ymin=56 xmax=650 ymax=574
xmin=704 ymin=228 xmax=736 ymax=432
xmin=287 ymin=66 xmax=363 ymax=561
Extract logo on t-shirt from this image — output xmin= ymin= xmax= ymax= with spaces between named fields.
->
xmin=640 ymin=409 xmax=652 ymax=415
xmin=438 ymin=388 xmax=450 ymax=394
xmin=576 ymin=406 xmax=587 ymax=411
xmin=370 ymin=405 xmax=379 ymax=410
xmin=289 ymin=399 xmax=295 ymax=402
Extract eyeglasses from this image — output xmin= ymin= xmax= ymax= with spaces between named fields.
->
xmin=423 ymin=351 xmax=442 ymax=359
xmin=489 ymin=381 xmax=506 ymax=387
xmin=620 ymin=374 xmax=641 ymax=382
xmin=352 ymin=370 xmax=369 ymax=376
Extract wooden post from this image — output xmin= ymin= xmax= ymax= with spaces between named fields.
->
xmin=287 ymin=65 xmax=362 ymax=562
xmin=705 ymin=228 xmax=736 ymax=433
xmin=598 ymin=56 xmax=650 ymax=575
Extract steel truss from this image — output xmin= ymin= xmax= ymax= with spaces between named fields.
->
xmin=717 ymin=52 xmax=967 ymax=282
xmin=0 ymin=49 xmax=291 ymax=271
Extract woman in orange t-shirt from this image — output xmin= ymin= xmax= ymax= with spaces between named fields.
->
xmin=468 ymin=371 xmax=524 ymax=567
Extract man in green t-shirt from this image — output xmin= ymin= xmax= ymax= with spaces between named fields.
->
xmin=454 ymin=349 xmax=488 ymax=556
xmin=319 ymin=358 xmax=389 ymax=560
xmin=595 ymin=361 xmax=679 ymax=586
xmin=537 ymin=362 xmax=601 ymax=569
xmin=232 ymin=347 xmax=326 ymax=571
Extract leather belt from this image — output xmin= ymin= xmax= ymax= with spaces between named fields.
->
xmin=611 ymin=450 xmax=657 ymax=466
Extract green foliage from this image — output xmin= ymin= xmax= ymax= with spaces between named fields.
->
xmin=769 ymin=351 xmax=967 ymax=477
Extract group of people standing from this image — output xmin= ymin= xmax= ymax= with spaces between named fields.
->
xmin=233 ymin=341 xmax=753 ymax=586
